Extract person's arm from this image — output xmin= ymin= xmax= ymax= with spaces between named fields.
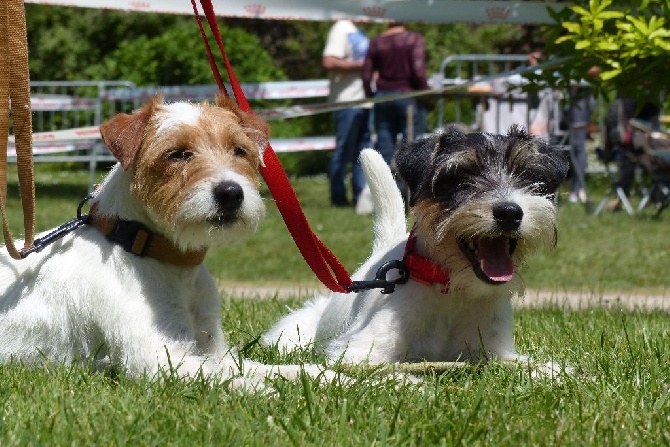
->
xmin=322 ymin=55 xmax=363 ymax=72
xmin=362 ymin=51 xmax=374 ymax=98
xmin=410 ymin=34 xmax=429 ymax=90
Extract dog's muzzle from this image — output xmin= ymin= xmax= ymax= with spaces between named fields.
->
xmin=492 ymin=201 xmax=523 ymax=232
xmin=211 ymin=180 xmax=244 ymax=226
xmin=458 ymin=201 xmax=522 ymax=285
xmin=458 ymin=237 xmax=518 ymax=285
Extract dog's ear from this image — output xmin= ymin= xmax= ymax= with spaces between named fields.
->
xmin=394 ymin=137 xmax=434 ymax=207
xmin=537 ymin=141 xmax=570 ymax=193
xmin=507 ymin=126 xmax=570 ymax=195
xmin=100 ymin=96 xmax=160 ymax=170
xmin=215 ymin=94 xmax=270 ymax=153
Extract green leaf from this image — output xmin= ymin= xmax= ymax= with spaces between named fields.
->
xmin=599 ymin=68 xmax=621 ymax=80
xmin=596 ymin=11 xmax=625 ymax=20
xmin=572 ymin=6 xmax=592 ymax=17
xmin=575 ymin=40 xmax=592 ymax=50
xmin=595 ymin=41 xmax=620 ymax=51
xmin=562 ymin=22 xmax=583 ymax=33
xmin=555 ymin=35 xmax=576 ymax=44
xmin=627 ymin=15 xmax=651 ymax=35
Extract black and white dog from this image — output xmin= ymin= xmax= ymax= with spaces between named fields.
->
xmin=264 ymin=126 xmax=568 ymax=367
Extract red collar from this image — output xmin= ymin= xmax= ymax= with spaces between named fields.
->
xmin=403 ymin=229 xmax=450 ymax=293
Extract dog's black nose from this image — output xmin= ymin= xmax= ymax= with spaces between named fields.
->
xmin=492 ymin=201 xmax=523 ymax=231
xmin=214 ymin=181 xmax=244 ymax=212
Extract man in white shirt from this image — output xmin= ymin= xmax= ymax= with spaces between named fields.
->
xmin=322 ymin=19 xmax=371 ymax=207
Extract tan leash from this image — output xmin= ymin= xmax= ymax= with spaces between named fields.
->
xmin=0 ymin=0 xmax=36 ymax=259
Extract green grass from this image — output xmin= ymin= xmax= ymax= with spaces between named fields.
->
xmin=4 ymin=164 xmax=669 ymax=292
xmin=1 ymin=300 xmax=669 ymax=445
xmin=1 ymin=164 xmax=669 ymax=445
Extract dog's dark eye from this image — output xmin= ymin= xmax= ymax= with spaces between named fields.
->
xmin=167 ymin=149 xmax=194 ymax=161
xmin=233 ymin=146 xmax=248 ymax=158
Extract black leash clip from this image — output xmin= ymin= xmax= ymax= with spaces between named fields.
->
xmin=19 ymin=194 xmax=93 ymax=259
xmin=346 ymin=259 xmax=409 ymax=294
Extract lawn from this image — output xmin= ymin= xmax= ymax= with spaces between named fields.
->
xmin=0 ymin=163 xmax=669 ymax=446
xmin=6 ymin=163 xmax=670 ymax=292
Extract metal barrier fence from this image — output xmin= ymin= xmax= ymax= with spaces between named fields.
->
xmin=11 ymin=79 xmax=333 ymax=189
xmin=9 ymin=57 xmax=574 ymax=190
xmin=17 ymin=81 xmax=138 ymax=187
xmin=29 ymin=80 xmax=139 ymax=133
xmin=433 ymin=54 xmax=534 ymax=129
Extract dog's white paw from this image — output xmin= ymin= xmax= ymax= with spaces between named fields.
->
xmin=510 ymin=358 xmax=571 ymax=382
xmin=531 ymin=360 xmax=573 ymax=382
xmin=223 ymin=362 xmax=342 ymax=393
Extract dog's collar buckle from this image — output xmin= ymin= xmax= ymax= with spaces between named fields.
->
xmin=87 ymin=204 xmax=207 ymax=267
xmin=104 ymin=218 xmax=155 ymax=257
xmin=403 ymin=230 xmax=450 ymax=293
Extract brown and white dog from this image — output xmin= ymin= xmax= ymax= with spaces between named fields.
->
xmin=0 ymin=96 xmax=330 ymax=387
xmin=264 ymin=126 xmax=568 ymax=372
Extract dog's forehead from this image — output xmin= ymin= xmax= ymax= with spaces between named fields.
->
xmin=442 ymin=132 xmax=535 ymax=165
xmin=154 ymin=102 xmax=202 ymax=134
xmin=153 ymin=102 xmax=239 ymax=136
xmin=435 ymin=132 xmax=497 ymax=167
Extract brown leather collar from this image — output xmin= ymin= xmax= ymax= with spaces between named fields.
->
xmin=88 ymin=204 xmax=207 ymax=267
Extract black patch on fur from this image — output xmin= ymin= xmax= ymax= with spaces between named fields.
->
xmin=394 ymin=125 xmax=569 ymax=208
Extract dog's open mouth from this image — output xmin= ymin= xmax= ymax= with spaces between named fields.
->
xmin=458 ymin=237 xmax=518 ymax=284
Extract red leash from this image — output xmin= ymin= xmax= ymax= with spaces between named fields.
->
xmin=191 ymin=0 xmax=353 ymax=293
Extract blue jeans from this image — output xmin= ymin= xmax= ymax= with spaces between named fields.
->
xmin=330 ymin=107 xmax=371 ymax=205
xmin=373 ymin=90 xmax=422 ymax=165
xmin=569 ymin=127 xmax=588 ymax=193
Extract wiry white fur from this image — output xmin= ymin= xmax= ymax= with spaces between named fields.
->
xmin=263 ymin=149 xmax=529 ymax=364
xmin=0 ymin=101 xmax=331 ymax=388
xmin=155 ymin=102 xmax=202 ymax=134
xmin=170 ymin=170 xmax=265 ymax=249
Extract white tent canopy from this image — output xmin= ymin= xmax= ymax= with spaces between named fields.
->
xmin=24 ymin=0 xmax=568 ymax=24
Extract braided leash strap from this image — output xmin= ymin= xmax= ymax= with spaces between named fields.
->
xmin=0 ymin=0 xmax=36 ymax=260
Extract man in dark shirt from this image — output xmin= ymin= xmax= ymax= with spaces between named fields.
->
xmin=362 ymin=22 xmax=429 ymax=165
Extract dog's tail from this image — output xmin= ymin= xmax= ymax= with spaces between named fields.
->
xmin=360 ymin=148 xmax=407 ymax=253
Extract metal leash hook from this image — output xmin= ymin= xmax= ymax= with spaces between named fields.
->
xmin=346 ymin=259 xmax=410 ymax=294
xmin=19 ymin=194 xmax=94 ymax=259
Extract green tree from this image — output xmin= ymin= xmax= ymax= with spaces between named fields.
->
xmin=26 ymin=6 xmax=285 ymax=85
xmin=539 ymin=0 xmax=670 ymax=104
xmin=26 ymin=5 xmax=190 ymax=81
xmin=85 ymin=22 xmax=285 ymax=86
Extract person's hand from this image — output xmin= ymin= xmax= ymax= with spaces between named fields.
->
xmin=587 ymin=66 xmax=601 ymax=78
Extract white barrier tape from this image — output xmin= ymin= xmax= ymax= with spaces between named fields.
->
xmin=103 ymin=80 xmax=330 ymax=102
xmin=7 ymin=143 xmax=87 ymax=157
xmin=7 ymin=126 xmax=102 ymax=144
xmin=260 ymin=57 xmax=571 ymax=120
xmin=9 ymin=58 xmax=570 ymax=156
xmin=269 ymin=136 xmax=335 ymax=153
xmin=30 ymin=95 xmax=98 ymax=111
xmin=24 ymin=0 xmax=566 ymax=25
xmin=7 ymin=126 xmax=334 ymax=155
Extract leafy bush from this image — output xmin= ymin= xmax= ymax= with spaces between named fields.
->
xmin=541 ymin=0 xmax=670 ymax=105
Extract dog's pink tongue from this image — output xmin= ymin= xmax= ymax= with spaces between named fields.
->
xmin=478 ymin=237 xmax=515 ymax=282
